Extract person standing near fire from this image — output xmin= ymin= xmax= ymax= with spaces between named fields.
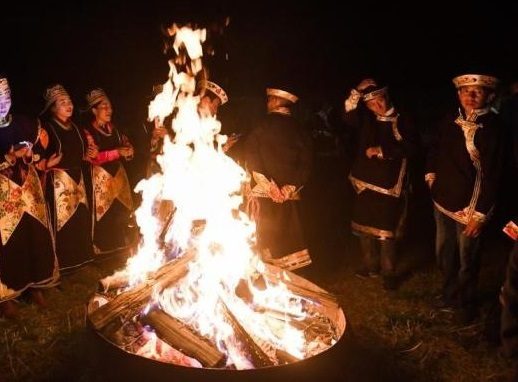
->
xmin=426 ymin=72 xmax=503 ymax=324
xmin=244 ymin=85 xmax=313 ymax=271
xmin=147 ymin=79 xmax=234 ymax=176
xmin=82 ymin=88 xmax=134 ymax=255
xmin=0 ymin=76 xmax=59 ymax=318
xmin=343 ymin=78 xmax=417 ymax=290
xmin=39 ymin=84 xmax=97 ymax=271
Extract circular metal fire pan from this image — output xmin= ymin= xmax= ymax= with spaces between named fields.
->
xmin=87 ymin=307 xmax=349 ymax=382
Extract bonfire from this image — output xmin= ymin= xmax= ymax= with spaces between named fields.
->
xmin=87 ymin=22 xmax=345 ymax=370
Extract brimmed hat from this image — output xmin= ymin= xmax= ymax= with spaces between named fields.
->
xmin=452 ymin=74 xmax=499 ymax=90
xmin=266 ymin=88 xmax=298 ymax=103
xmin=201 ymin=80 xmax=228 ymax=105
xmin=41 ymin=84 xmax=70 ymax=115
xmin=362 ymin=85 xmax=388 ymax=102
xmin=0 ymin=76 xmax=10 ymax=98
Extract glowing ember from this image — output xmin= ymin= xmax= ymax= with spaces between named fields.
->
xmin=89 ymin=22 xmax=343 ymax=370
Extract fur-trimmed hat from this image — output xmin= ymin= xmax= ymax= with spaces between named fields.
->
xmin=266 ymin=88 xmax=299 ymax=103
xmin=85 ymin=88 xmax=110 ymax=109
xmin=452 ymin=74 xmax=499 ymax=90
xmin=41 ymin=84 xmax=71 ymax=115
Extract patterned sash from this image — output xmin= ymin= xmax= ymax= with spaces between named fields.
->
xmin=53 ymin=170 xmax=88 ymax=231
xmin=0 ymin=166 xmax=48 ymax=245
xmin=93 ymin=164 xmax=133 ymax=221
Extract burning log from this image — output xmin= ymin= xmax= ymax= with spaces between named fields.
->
xmin=90 ymin=251 xmax=195 ymax=330
xmin=263 ymin=264 xmax=339 ymax=313
xmin=219 ymin=300 xmax=276 ymax=368
xmin=141 ymin=308 xmax=225 ymax=367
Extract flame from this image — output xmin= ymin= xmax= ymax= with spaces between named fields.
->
xmin=123 ymin=24 xmax=309 ymax=368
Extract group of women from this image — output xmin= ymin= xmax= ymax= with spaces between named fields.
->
xmin=0 ymin=77 xmax=134 ymax=318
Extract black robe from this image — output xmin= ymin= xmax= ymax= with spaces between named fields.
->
xmin=426 ymin=108 xmax=503 ymax=224
xmin=42 ymin=118 xmax=93 ymax=271
xmin=0 ymin=114 xmax=58 ymax=301
xmin=244 ymin=111 xmax=313 ymax=260
xmin=344 ymin=106 xmax=416 ymax=239
xmin=85 ymin=123 xmax=133 ymax=254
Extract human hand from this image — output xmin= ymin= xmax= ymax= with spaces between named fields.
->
xmin=366 ymin=146 xmax=383 ymax=159
xmin=87 ymin=145 xmax=99 ymax=159
xmin=223 ymin=134 xmax=240 ymax=153
xmin=10 ymin=144 xmax=30 ymax=159
xmin=357 ymin=78 xmax=377 ymax=92
xmin=281 ymin=185 xmax=296 ymax=200
xmin=47 ymin=152 xmax=63 ymax=168
xmin=268 ymin=182 xmax=285 ymax=203
xmin=463 ymin=218 xmax=483 ymax=238
xmin=152 ymin=127 xmax=167 ymax=139
xmin=118 ymin=146 xmax=134 ymax=160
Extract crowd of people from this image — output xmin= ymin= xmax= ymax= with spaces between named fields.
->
xmin=1 ymin=70 xmax=518 ymax=372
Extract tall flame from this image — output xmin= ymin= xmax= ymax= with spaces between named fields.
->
xmin=125 ymin=24 xmax=308 ymax=368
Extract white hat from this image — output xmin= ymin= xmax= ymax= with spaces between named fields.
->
xmin=362 ymin=86 xmax=388 ymax=102
xmin=204 ymin=81 xmax=228 ymax=105
xmin=266 ymin=88 xmax=298 ymax=103
xmin=41 ymin=84 xmax=71 ymax=115
xmin=452 ymin=74 xmax=499 ymax=90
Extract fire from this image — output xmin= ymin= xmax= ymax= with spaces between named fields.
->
xmin=89 ymin=23 xmax=344 ymax=371
xmin=117 ymin=24 xmax=310 ymax=367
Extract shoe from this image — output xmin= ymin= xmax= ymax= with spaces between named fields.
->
xmin=355 ymin=268 xmax=379 ymax=279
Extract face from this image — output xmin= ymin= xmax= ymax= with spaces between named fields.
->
xmin=51 ymin=95 xmax=74 ymax=121
xmin=457 ymin=85 xmax=492 ymax=113
xmin=0 ymin=92 xmax=11 ymax=119
xmin=199 ymin=95 xmax=221 ymax=117
xmin=93 ymin=99 xmax=113 ymax=124
xmin=0 ymin=80 xmax=11 ymax=119
xmin=365 ymin=94 xmax=389 ymax=116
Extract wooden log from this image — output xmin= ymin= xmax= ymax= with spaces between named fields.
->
xmin=219 ymin=300 xmax=275 ymax=368
xmin=141 ymin=308 xmax=225 ymax=368
xmin=89 ymin=251 xmax=195 ymax=330
xmin=262 ymin=264 xmax=339 ymax=313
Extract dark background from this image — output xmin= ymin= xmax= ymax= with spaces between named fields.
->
xmin=3 ymin=1 xmax=517 ymax=110
xmin=2 ymin=0 xmax=517 ymax=185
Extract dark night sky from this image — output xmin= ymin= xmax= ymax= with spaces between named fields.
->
xmin=3 ymin=0 xmax=517 ymax=129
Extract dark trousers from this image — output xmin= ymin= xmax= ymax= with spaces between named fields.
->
xmin=434 ymin=207 xmax=481 ymax=308
xmin=358 ymin=235 xmax=396 ymax=275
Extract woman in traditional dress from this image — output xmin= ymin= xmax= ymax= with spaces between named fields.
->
xmin=0 ymin=76 xmax=59 ymax=318
xmin=39 ymin=84 xmax=96 ymax=271
xmin=82 ymin=88 xmax=134 ymax=255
